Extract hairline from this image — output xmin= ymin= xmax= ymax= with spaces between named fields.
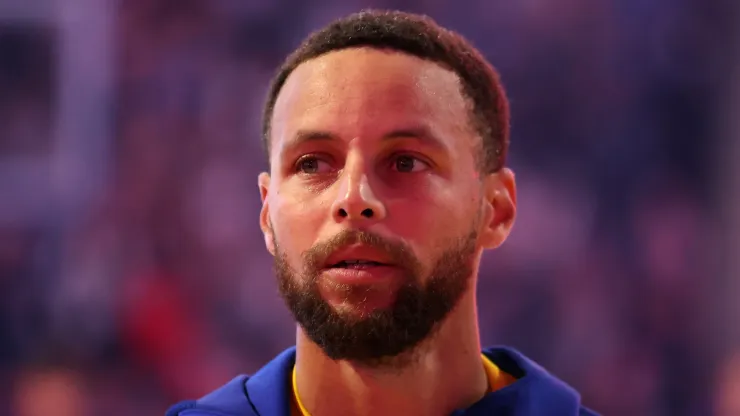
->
xmin=263 ymin=45 xmax=488 ymax=171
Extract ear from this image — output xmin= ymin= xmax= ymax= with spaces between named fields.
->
xmin=479 ymin=167 xmax=516 ymax=249
xmin=258 ymin=172 xmax=276 ymax=256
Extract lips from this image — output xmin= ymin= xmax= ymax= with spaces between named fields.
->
xmin=323 ymin=245 xmax=392 ymax=269
xmin=330 ymin=260 xmax=386 ymax=268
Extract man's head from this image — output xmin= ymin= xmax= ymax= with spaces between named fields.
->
xmin=257 ymin=9 xmax=517 ymax=366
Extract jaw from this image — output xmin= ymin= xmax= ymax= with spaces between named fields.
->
xmin=296 ymin=285 xmax=481 ymax=367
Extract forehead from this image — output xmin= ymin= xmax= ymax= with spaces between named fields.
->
xmin=270 ymin=47 xmax=473 ymax=152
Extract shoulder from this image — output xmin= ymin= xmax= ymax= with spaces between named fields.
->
xmin=165 ymin=375 xmax=255 ymax=416
xmin=580 ymin=407 xmax=601 ymax=416
xmin=165 ymin=400 xmax=197 ymax=416
xmin=482 ymin=346 xmax=602 ymax=416
xmin=164 ymin=347 xmax=297 ymax=416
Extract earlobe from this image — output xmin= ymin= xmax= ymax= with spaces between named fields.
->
xmin=264 ymin=226 xmax=276 ymax=256
xmin=480 ymin=168 xmax=517 ymax=249
xmin=258 ymin=172 xmax=276 ymax=256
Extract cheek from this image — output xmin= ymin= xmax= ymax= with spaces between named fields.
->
xmin=385 ymin=189 xmax=478 ymax=268
xmin=387 ymin=186 xmax=476 ymax=237
xmin=270 ymin=194 xmax=326 ymax=263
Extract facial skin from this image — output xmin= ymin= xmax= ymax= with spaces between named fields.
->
xmin=259 ymin=47 xmax=516 ymax=368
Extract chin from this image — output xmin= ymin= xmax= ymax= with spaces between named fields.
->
xmin=330 ymin=301 xmax=394 ymax=321
xmin=319 ymin=281 xmax=400 ymax=314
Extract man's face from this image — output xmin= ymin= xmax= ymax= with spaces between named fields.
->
xmin=259 ymin=47 xmax=515 ymax=365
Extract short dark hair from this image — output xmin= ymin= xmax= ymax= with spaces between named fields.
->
xmin=261 ymin=9 xmax=510 ymax=173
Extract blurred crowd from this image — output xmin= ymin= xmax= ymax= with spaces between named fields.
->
xmin=0 ymin=0 xmax=737 ymax=414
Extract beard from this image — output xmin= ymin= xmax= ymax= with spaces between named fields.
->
xmin=273 ymin=224 xmax=479 ymax=368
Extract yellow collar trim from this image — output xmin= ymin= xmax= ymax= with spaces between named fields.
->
xmin=291 ymin=354 xmax=512 ymax=416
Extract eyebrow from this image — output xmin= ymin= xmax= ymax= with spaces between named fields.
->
xmin=381 ymin=125 xmax=447 ymax=151
xmin=281 ymin=124 xmax=447 ymax=155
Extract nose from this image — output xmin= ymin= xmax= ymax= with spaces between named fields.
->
xmin=331 ymin=157 xmax=387 ymax=223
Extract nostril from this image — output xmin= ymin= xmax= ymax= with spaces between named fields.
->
xmin=361 ymin=208 xmax=373 ymax=218
xmin=338 ymin=208 xmax=348 ymax=218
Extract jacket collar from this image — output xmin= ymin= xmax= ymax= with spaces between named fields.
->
xmin=244 ymin=347 xmax=297 ymax=416
xmin=237 ymin=346 xmax=584 ymax=416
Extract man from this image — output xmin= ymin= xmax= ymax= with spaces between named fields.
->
xmin=166 ymin=9 xmax=598 ymax=416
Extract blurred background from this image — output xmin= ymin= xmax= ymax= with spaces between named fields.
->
xmin=0 ymin=0 xmax=738 ymax=414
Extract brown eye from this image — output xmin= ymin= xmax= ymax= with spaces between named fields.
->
xmin=392 ymin=155 xmax=429 ymax=173
xmin=296 ymin=156 xmax=330 ymax=174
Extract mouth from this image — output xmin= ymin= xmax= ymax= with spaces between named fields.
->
xmin=321 ymin=257 xmax=399 ymax=286
xmin=321 ymin=244 xmax=394 ymax=271
xmin=317 ymin=243 xmax=403 ymax=286
xmin=328 ymin=260 xmax=388 ymax=269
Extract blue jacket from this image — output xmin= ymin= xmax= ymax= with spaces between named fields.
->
xmin=166 ymin=346 xmax=599 ymax=415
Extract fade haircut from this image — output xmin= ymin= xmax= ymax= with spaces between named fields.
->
xmin=261 ymin=9 xmax=510 ymax=173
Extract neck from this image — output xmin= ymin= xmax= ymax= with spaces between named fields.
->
xmin=294 ymin=292 xmax=487 ymax=416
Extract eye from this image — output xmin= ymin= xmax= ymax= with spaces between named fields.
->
xmin=391 ymin=154 xmax=430 ymax=173
xmin=295 ymin=155 xmax=332 ymax=174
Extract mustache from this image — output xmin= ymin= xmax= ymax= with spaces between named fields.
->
xmin=302 ymin=229 xmax=419 ymax=273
